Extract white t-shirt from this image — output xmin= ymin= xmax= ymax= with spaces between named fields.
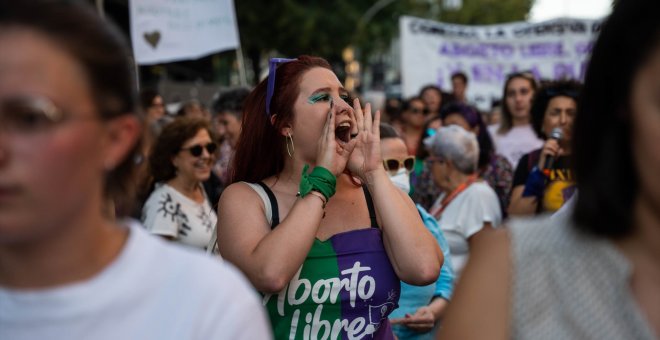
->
xmin=488 ymin=124 xmax=543 ymax=169
xmin=0 ymin=221 xmax=272 ymax=340
xmin=142 ymin=183 xmax=217 ymax=250
xmin=431 ymin=182 xmax=502 ymax=277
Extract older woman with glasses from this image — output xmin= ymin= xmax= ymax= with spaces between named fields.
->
xmin=426 ymin=125 xmax=502 ymax=277
xmin=142 ymin=117 xmax=218 ymax=250
xmin=0 ymin=1 xmax=270 ymax=338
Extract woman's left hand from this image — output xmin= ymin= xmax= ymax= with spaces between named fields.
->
xmin=390 ymin=306 xmax=436 ymax=333
xmin=347 ymin=98 xmax=382 ymax=181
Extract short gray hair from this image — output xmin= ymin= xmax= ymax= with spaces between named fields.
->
xmin=424 ymin=125 xmax=479 ymax=174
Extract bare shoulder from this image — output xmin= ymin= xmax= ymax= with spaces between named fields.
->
xmin=216 ymin=182 xmax=271 ymax=262
xmin=438 ymin=228 xmax=511 ymax=340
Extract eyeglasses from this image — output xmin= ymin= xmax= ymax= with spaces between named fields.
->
xmin=383 ymin=156 xmax=415 ymax=175
xmin=0 ymin=95 xmax=76 ymax=134
xmin=410 ymin=108 xmax=429 ymax=115
xmin=266 ymin=57 xmax=296 ymax=117
xmin=180 ymin=142 xmax=217 ymax=157
xmin=427 ymin=155 xmax=446 ymax=164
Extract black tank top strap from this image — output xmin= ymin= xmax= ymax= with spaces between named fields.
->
xmin=257 ymin=181 xmax=280 ymax=229
xmin=361 ymin=185 xmax=379 ymax=228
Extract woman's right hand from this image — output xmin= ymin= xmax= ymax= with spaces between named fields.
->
xmin=537 ymin=138 xmax=562 ymax=170
xmin=316 ymin=108 xmax=357 ymax=176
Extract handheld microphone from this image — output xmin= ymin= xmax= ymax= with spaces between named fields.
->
xmin=544 ymin=127 xmax=564 ymax=171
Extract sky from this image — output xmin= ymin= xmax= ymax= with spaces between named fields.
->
xmin=529 ymin=0 xmax=613 ymax=21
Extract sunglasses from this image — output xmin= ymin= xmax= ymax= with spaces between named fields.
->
xmin=410 ymin=108 xmax=429 ymax=115
xmin=383 ymin=156 xmax=415 ymax=175
xmin=181 ymin=142 xmax=218 ymax=157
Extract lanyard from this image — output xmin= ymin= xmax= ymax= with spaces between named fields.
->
xmin=430 ymin=174 xmax=479 ymax=220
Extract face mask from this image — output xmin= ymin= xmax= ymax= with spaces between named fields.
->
xmin=388 ymin=167 xmax=411 ymax=194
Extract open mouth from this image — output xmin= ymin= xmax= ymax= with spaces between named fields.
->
xmin=335 ymin=121 xmax=352 ymax=143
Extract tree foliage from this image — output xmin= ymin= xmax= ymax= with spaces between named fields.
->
xmin=235 ymin=0 xmax=534 ymax=82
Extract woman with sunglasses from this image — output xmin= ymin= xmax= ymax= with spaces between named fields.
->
xmin=425 ymin=125 xmax=502 ymax=277
xmin=399 ymin=97 xmax=431 ymax=156
xmin=0 ymin=1 xmax=270 ymax=339
xmin=142 ymin=117 xmax=218 ymax=250
xmin=216 ymin=56 xmax=443 ymax=339
xmin=380 ymin=123 xmax=455 ymax=340
xmin=488 ymin=72 xmax=543 ymax=169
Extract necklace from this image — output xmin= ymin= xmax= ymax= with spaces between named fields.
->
xmin=430 ymin=174 xmax=479 ymax=220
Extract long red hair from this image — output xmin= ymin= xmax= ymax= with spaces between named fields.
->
xmin=230 ymin=56 xmax=332 ymax=183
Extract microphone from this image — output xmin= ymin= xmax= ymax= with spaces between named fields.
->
xmin=543 ymin=127 xmax=564 ymax=171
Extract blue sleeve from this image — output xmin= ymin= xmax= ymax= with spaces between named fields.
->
xmin=416 ymin=204 xmax=455 ymax=300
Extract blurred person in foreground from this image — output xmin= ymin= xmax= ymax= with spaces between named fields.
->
xmin=425 ymin=125 xmax=502 ymax=277
xmin=439 ymin=1 xmax=660 ymax=338
xmin=508 ymin=80 xmax=581 ymax=216
xmin=440 ymin=102 xmax=513 ymax=217
xmin=0 ymin=1 xmax=271 ymax=339
xmin=216 ymin=56 xmax=443 ymax=339
xmin=380 ymin=123 xmax=455 ymax=340
xmin=488 ymin=71 xmax=543 ymax=169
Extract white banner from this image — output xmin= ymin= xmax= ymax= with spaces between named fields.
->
xmin=130 ymin=0 xmax=239 ymax=65
xmin=400 ymin=16 xmax=602 ymax=110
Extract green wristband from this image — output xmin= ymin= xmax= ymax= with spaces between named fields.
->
xmin=299 ymin=165 xmax=336 ymax=201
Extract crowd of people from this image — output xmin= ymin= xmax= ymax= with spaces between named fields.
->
xmin=1 ymin=0 xmax=659 ymax=339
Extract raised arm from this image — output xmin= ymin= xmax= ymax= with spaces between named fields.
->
xmin=348 ymin=98 xmax=442 ymax=286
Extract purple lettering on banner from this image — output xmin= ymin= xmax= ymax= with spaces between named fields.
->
xmin=553 ymin=63 xmax=576 ymax=79
xmin=438 ymin=42 xmax=515 ymax=59
xmin=471 ymin=63 xmax=506 ymax=84
xmin=520 ymin=42 xmax=566 ymax=58
xmin=436 ymin=69 xmax=445 ymax=90
xmin=574 ymin=41 xmax=593 ymax=56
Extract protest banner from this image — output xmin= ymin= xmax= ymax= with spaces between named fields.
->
xmin=130 ymin=0 xmax=239 ymax=65
xmin=400 ymin=16 xmax=602 ymax=110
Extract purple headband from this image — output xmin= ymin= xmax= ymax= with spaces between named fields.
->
xmin=265 ymin=57 xmax=296 ymax=117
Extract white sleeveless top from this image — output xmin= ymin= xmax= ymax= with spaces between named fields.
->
xmin=508 ymin=215 xmax=657 ymax=339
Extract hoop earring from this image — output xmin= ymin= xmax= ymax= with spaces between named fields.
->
xmin=286 ymin=132 xmax=294 ymax=158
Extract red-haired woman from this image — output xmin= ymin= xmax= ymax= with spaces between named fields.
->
xmin=216 ymin=56 xmax=443 ymax=339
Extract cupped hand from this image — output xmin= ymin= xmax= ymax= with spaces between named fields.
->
xmin=315 ymin=108 xmax=357 ymax=176
xmin=347 ymin=98 xmax=383 ymax=181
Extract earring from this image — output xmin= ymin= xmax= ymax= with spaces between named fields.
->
xmin=285 ymin=132 xmax=295 ymax=158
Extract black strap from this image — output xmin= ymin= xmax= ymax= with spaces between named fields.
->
xmin=361 ymin=186 xmax=379 ymax=228
xmin=257 ymin=182 xmax=280 ymax=229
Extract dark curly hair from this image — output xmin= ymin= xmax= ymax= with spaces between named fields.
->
xmin=148 ymin=117 xmax=215 ymax=183
xmin=530 ymin=80 xmax=582 ymax=139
